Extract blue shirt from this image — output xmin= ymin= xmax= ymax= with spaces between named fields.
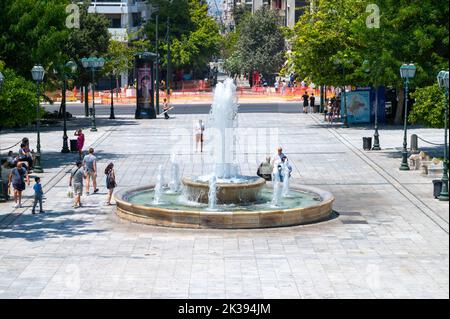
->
xmin=33 ymin=183 xmax=43 ymax=197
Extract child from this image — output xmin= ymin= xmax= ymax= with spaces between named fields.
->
xmin=32 ymin=177 xmax=44 ymax=214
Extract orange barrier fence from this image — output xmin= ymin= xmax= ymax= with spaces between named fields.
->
xmin=47 ymin=86 xmax=336 ymax=104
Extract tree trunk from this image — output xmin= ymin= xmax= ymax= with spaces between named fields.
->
xmin=394 ymin=86 xmax=404 ymax=125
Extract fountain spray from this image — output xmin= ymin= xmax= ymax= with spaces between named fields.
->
xmin=169 ymin=153 xmax=180 ymax=193
xmin=282 ymin=162 xmax=291 ymax=197
xmin=272 ymin=172 xmax=282 ymax=206
xmin=208 ymin=175 xmax=218 ymax=210
xmin=153 ymin=165 xmax=164 ymax=205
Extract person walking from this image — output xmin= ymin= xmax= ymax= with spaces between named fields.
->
xmin=163 ymin=98 xmax=170 ymax=119
xmin=31 ymin=177 xmax=44 ymax=214
xmin=9 ymin=162 xmax=29 ymax=208
xmin=83 ymin=148 xmax=99 ymax=195
xmin=69 ymin=160 xmax=85 ymax=208
xmin=302 ymin=92 xmax=309 ymax=113
xmin=104 ymin=163 xmax=117 ymax=205
xmin=74 ymin=129 xmax=85 ymax=160
xmin=195 ymin=119 xmax=205 ymax=153
xmin=309 ymin=93 xmax=315 ymax=113
xmin=327 ymin=101 xmax=334 ymax=124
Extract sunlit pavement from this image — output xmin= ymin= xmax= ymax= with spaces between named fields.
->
xmin=0 ymin=111 xmax=448 ymax=298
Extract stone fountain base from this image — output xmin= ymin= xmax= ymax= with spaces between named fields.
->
xmin=114 ymin=185 xmax=335 ymax=229
xmin=181 ymin=176 xmax=266 ymax=204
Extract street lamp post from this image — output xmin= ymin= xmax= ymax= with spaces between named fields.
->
xmin=0 ymin=71 xmax=6 ymax=202
xmin=364 ymin=60 xmax=381 ymax=150
xmin=31 ymin=65 xmax=45 ymax=173
xmin=399 ymin=63 xmax=417 ymax=171
xmin=166 ymin=16 xmax=171 ymax=99
xmin=154 ymin=7 xmax=160 ymax=114
xmin=109 ymin=72 xmax=116 ymax=120
xmin=81 ymin=57 xmax=105 ymax=132
xmin=61 ymin=61 xmax=77 ymax=153
xmin=437 ymin=70 xmax=449 ymax=201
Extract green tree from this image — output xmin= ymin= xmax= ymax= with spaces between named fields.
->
xmin=409 ymin=84 xmax=446 ymax=128
xmin=0 ymin=0 xmax=70 ymax=78
xmin=145 ymin=0 xmax=221 ymax=75
xmin=233 ymin=8 xmax=285 ymax=78
xmin=0 ymin=61 xmax=39 ymax=128
xmin=288 ymin=0 xmax=449 ymax=124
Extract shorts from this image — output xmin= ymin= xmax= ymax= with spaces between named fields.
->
xmin=13 ymin=183 xmax=25 ymax=192
xmin=86 ymin=171 xmax=96 ymax=180
xmin=196 ymin=134 xmax=203 ymax=142
xmin=73 ymin=184 xmax=83 ymax=196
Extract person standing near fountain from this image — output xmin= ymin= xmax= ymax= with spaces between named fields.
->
xmin=195 ymin=119 xmax=205 ymax=153
xmin=104 ymin=163 xmax=116 ymax=205
xmin=271 ymin=147 xmax=292 ymax=182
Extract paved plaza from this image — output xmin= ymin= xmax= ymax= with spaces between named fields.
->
xmin=0 ymin=105 xmax=448 ymax=298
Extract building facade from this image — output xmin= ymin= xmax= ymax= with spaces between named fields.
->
xmin=87 ymin=0 xmax=152 ymax=42
xmin=86 ymin=0 xmax=153 ymax=87
xmin=252 ymin=0 xmax=309 ymax=27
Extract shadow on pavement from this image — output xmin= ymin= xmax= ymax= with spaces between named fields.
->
xmin=0 ymin=210 xmax=106 ymax=242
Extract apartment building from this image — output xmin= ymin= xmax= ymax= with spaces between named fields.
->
xmin=87 ymin=0 xmax=152 ymax=42
xmin=252 ymin=0 xmax=309 ymax=27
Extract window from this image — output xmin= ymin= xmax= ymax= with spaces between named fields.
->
xmin=105 ymin=14 xmax=122 ymax=28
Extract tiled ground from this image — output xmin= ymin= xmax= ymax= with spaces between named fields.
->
xmin=0 ymin=110 xmax=448 ymax=298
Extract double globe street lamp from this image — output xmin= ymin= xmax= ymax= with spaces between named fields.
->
xmin=437 ymin=70 xmax=449 ymax=201
xmin=81 ymin=57 xmax=105 ymax=132
xmin=0 ymin=71 xmax=6 ymax=202
xmin=399 ymin=63 xmax=417 ymax=171
xmin=31 ymin=65 xmax=45 ymax=173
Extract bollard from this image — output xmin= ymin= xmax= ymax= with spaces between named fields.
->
xmin=410 ymin=134 xmax=419 ymax=153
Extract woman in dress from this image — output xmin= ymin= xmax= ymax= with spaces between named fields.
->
xmin=105 ymin=163 xmax=116 ymax=205
xmin=74 ymin=129 xmax=85 ymax=159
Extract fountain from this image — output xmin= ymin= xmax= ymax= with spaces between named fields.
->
xmin=152 ymin=165 xmax=164 ymax=205
xmin=115 ymin=78 xmax=335 ymax=229
xmin=208 ymin=175 xmax=217 ymax=210
xmin=168 ymin=153 xmax=181 ymax=194
xmin=282 ymin=161 xmax=291 ymax=198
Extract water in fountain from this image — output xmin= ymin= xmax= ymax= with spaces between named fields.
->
xmin=153 ymin=165 xmax=164 ymax=205
xmin=282 ymin=162 xmax=291 ymax=197
xmin=208 ymin=175 xmax=217 ymax=210
xmin=168 ymin=153 xmax=180 ymax=193
xmin=271 ymin=173 xmax=282 ymax=206
xmin=208 ymin=78 xmax=239 ymax=179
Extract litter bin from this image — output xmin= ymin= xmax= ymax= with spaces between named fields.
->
xmin=432 ymin=180 xmax=443 ymax=199
xmin=70 ymin=139 xmax=78 ymax=152
xmin=363 ymin=137 xmax=372 ymax=151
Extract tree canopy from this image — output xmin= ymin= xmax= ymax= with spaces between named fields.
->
xmin=224 ymin=8 xmax=285 ymax=77
xmin=145 ymin=0 xmax=221 ymax=74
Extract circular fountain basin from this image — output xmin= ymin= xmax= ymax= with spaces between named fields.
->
xmin=182 ymin=176 xmax=266 ymax=204
xmin=114 ymin=185 xmax=335 ymax=229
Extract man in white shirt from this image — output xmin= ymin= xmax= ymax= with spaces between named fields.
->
xmin=271 ymin=147 xmax=292 ymax=182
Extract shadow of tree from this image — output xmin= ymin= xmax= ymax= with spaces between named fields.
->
xmin=0 ymin=210 xmax=106 ymax=242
